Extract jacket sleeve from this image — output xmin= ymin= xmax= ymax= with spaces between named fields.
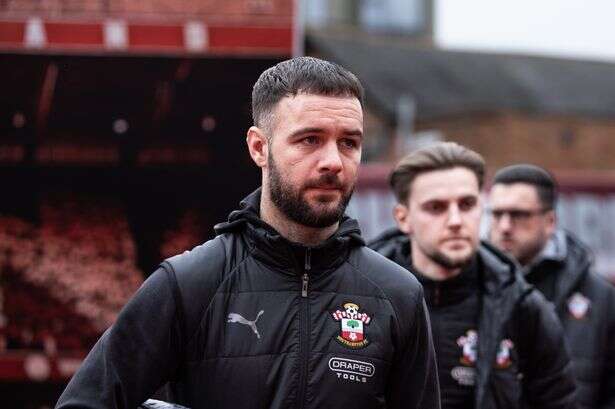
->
xmin=55 ymin=267 xmax=184 ymax=409
xmin=387 ymin=290 xmax=441 ymax=409
xmin=598 ymin=286 xmax=615 ymax=409
xmin=520 ymin=290 xmax=577 ymax=409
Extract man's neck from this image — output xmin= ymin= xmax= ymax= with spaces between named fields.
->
xmin=411 ymin=244 xmax=462 ymax=281
xmin=260 ymin=190 xmax=338 ymax=247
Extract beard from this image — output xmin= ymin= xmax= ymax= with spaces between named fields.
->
xmin=500 ymin=234 xmax=546 ymax=266
xmin=429 ymin=249 xmax=474 ymax=270
xmin=417 ymin=240 xmax=475 ymax=270
xmin=267 ymin=153 xmax=354 ymax=228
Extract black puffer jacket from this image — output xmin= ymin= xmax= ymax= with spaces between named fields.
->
xmin=369 ymin=228 xmax=577 ymax=409
xmin=526 ymin=231 xmax=615 ymax=409
xmin=56 ymin=190 xmax=440 ymax=409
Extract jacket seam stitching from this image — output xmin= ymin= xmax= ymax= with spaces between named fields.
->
xmin=185 ymin=240 xmax=256 ymax=350
xmin=346 ymin=257 xmax=408 ymax=341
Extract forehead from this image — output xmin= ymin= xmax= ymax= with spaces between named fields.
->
xmin=489 ymin=183 xmax=541 ymax=208
xmin=409 ymin=167 xmax=480 ymax=203
xmin=272 ymin=93 xmax=363 ymax=129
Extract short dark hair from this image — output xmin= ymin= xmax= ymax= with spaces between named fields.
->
xmin=251 ymin=56 xmax=364 ymax=132
xmin=390 ymin=142 xmax=486 ymax=203
xmin=493 ymin=164 xmax=557 ymax=210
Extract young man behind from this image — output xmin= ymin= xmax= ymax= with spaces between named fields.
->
xmin=489 ymin=164 xmax=615 ymax=409
xmin=370 ymin=142 xmax=576 ymax=409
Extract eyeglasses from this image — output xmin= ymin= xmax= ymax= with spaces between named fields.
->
xmin=489 ymin=208 xmax=550 ymax=223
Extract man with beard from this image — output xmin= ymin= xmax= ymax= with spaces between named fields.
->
xmin=488 ymin=164 xmax=615 ymax=409
xmin=369 ymin=142 xmax=576 ymax=409
xmin=56 ymin=57 xmax=440 ymax=409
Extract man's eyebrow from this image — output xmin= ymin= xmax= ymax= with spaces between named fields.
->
xmin=342 ymin=129 xmax=363 ymax=137
xmin=289 ymin=127 xmax=363 ymax=138
xmin=287 ymin=127 xmax=324 ymax=138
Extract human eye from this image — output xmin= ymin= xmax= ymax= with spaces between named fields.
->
xmin=423 ymin=201 xmax=447 ymax=214
xmin=339 ymin=137 xmax=360 ymax=150
xmin=510 ymin=210 xmax=532 ymax=221
xmin=459 ymin=197 xmax=477 ymax=211
xmin=490 ymin=209 xmax=504 ymax=220
xmin=301 ymin=135 xmax=319 ymax=145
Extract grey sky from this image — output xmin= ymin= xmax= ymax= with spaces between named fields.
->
xmin=435 ymin=0 xmax=615 ymax=61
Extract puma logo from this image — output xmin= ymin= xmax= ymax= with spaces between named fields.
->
xmin=227 ymin=310 xmax=264 ymax=339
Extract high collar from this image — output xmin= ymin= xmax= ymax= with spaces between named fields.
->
xmin=528 ymin=229 xmax=593 ymax=309
xmin=413 ymin=256 xmax=479 ymax=308
xmin=524 ymin=229 xmax=568 ymax=275
xmin=214 ymin=188 xmax=365 ymax=276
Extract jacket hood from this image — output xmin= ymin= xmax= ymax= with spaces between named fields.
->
xmin=368 ymin=227 xmax=412 ymax=269
xmin=368 ymin=227 xmax=525 ymax=294
xmin=533 ymin=229 xmax=593 ymax=308
xmin=214 ymin=188 xmax=365 ymax=274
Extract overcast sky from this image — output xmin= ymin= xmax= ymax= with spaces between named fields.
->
xmin=435 ymin=0 xmax=615 ymax=62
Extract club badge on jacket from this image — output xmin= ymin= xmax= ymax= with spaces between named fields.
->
xmin=332 ymin=302 xmax=371 ymax=349
xmin=568 ymin=292 xmax=591 ymax=320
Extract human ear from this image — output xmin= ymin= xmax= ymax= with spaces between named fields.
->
xmin=544 ymin=209 xmax=557 ymax=236
xmin=393 ymin=203 xmax=412 ymax=235
xmin=246 ymin=126 xmax=268 ymax=168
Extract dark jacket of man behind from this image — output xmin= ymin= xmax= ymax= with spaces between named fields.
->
xmin=524 ymin=230 xmax=615 ymax=409
xmin=488 ymin=164 xmax=615 ymax=409
xmin=370 ymin=228 xmax=576 ymax=409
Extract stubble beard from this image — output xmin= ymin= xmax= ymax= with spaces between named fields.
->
xmin=492 ymin=229 xmax=546 ymax=266
xmin=419 ymin=241 xmax=475 ymax=271
xmin=429 ymin=249 xmax=474 ymax=270
xmin=267 ymin=153 xmax=353 ymax=228
xmin=511 ymin=236 xmax=547 ymax=266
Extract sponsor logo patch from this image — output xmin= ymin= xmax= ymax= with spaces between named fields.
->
xmin=227 ymin=310 xmax=264 ymax=340
xmin=451 ymin=366 xmax=476 ymax=386
xmin=331 ymin=302 xmax=371 ymax=349
xmin=329 ymin=357 xmax=375 ymax=383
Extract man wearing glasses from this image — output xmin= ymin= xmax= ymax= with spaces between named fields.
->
xmin=488 ymin=164 xmax=615 ymax=409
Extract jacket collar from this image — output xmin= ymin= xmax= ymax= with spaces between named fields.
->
xmin=523 ymin=229 xmax=567 ymax=277
xmin=214 ymin=188 xmax=365 ymax=275
xmin=529 ymin=229 xmax=592 ymax=309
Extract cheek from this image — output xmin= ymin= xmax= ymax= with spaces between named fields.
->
xmin=529 ymin=225 xmax=547 ymax=241
xmin=466 ymin=209 xmax=482 ymax=227
xmin=414 ymin=217 xmax=441 ymax=240
xmin=342 ymin=155 xmax=360 ymax=176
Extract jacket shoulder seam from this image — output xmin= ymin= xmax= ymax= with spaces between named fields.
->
xmin=185 ymin=239 xmax=256 ymax=348
xmin=345 ymin=257 xmax=407 ymax=339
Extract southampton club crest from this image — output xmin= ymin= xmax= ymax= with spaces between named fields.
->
xmin=457 ymin=330 xmax=478 ymax=366
xmin=331 ymin=302 xmax=371 ymax=349
xmin=456 ymin=330 xmax=515 ymax=369
xmin=568 ymin=292 xmax=591 ymax=320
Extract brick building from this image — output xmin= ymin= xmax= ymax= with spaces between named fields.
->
xmin=308 ymin=33 xmax=615 ymax=171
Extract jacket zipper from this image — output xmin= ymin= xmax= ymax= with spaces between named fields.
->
xmin=297 ymin=248 xmax=311 ymax=409
xmin=434 ymin=284 xmax=441 ymax=306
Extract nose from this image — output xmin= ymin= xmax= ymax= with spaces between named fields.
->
xmin=318 ymin=140 xmax=343 ymax=174
xmin=495 ymin=213 xmax=513 ymax=232
xmin=447 ymin=204 xmax=462 ymax=228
